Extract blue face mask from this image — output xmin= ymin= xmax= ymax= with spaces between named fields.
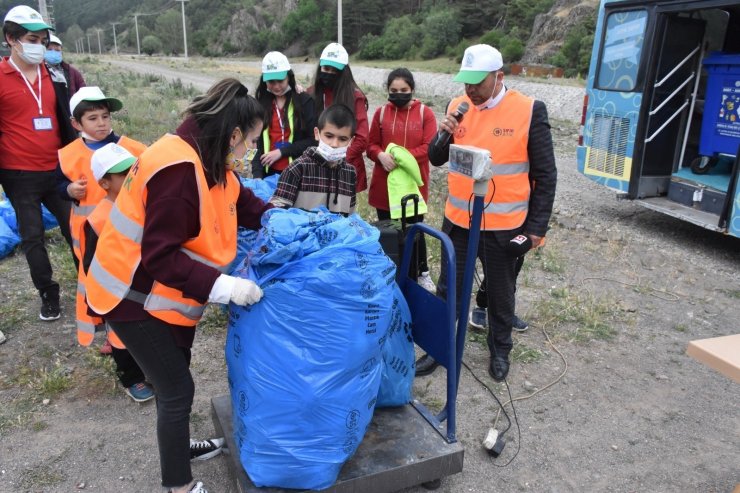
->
xmin=44 ymin=50 xmax=63 ymax=65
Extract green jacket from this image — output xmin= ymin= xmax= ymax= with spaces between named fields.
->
xmin=386 ymin=143 xmax=428 ymax=219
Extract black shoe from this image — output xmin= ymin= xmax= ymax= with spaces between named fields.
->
xmin=415 ymin=354 xmax=439 ymax=377
xmin=39 ymin=291 xmax=60 ymax=321
xmin=488 ymin=356 xmax=510 ymax=382
xmin=512 ymin=315 xmax=529 ymax=332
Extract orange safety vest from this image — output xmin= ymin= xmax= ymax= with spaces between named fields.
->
xmin=59 ymin=136 xmax=147 ymax=261
xmin=76 ymin=198 xmax=124 ymax=349
xmin=85 ymin=134 xmax=240 ymax=327
xmin=445 ymin=90 xmax=533 ymax=230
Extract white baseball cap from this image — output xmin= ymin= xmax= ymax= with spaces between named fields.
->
xmin=70 ymin=86 xmax=123 ymax=116
xmin=262 ymin=51 xmax=291 ymax=81
xmin=48 ymin=34 xmax=62 ymax=46
xmin=4 ymin=5 xmax=53 ymax=32
xmin=453 ymin=44 xmax=504 ymax=84
xmin=320 ymin=42 xmax=348 ymax=71
xmin=91 ymin=143 xmax=136 ymax=181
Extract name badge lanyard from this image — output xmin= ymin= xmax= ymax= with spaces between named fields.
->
xmin=274 ymin=99 xmax=286 ymax=144
xmin=9 ymin=57 xmax=43 ymax=115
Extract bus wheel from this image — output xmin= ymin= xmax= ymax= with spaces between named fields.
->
xmin=690 ymin=156 xmax=715 ymax=175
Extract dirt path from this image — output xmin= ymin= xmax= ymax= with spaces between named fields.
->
xmin=0 ymin=58 xmax=738 ymax=493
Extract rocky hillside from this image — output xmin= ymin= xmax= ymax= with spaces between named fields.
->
xmin=523 ymin=0 xmax=599 ymax=64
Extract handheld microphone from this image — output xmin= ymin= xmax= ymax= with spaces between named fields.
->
xmin=433 ymin=102 xmax=469 ymax=148
xmin=506 ymin=234 xmax=532 ymax=257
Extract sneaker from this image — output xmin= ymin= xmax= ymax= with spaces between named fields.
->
xmin=0 ymin=330 xmax=6 ymax=344
xmin=188 ymin=482 xmax=208 ymax=493
xmin=190 ymin=438 xmax=224 ymax=461
xmin=469 ymin=307 xmax=487 ymax=331
xmin=512 ymin=315 xmax=529 ymax=332
xmin=39 ymin=292 xmax=60 ymax=321
xmin=99 ymin=339 xmax=113 ymax=355
xmin=417 ymin=271 xmax=436 ymax=293
xmin=170 ymin=481 xmax=208 ymax=493
xmin=124 ymin=382 xmax=155 ymax=403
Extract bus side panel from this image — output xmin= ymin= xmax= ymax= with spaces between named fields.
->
xmin=578 ymin=1 xmax=643 ymax=193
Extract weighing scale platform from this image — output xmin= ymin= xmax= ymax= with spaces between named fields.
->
xmin=211 ymin=395 xmax=464 ymax=493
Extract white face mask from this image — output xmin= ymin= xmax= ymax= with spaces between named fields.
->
xmin=80 ymin=129 xmax=113 ymax=143
xmin=316 ymin=138 xmax=348 ymax=162
xmin=17 ymin=42 xmax=46 ymax=65
xmin=268 ymin=86 xmax=291 ymax=97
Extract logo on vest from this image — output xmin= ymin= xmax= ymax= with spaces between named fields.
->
xmin=454 ymin=125 xmax=467 ymax=139
xmin=229 ymin=203 xmax=236 ymax=215
xmin=492 ymin=128 xmax=515 ymax=137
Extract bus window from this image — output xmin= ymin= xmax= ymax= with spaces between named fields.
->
xmin=597 ymin=10 xmax=648 ymax=91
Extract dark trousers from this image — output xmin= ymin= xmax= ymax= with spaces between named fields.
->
xmin=0 ymin=169 xmax=72 ymax=296
xmin=376 ymin=208 xmax=429 ymax=274
xmin=109 ymin=317 xmax=194 ymax=489
xmin=111 ymin=346 xmax=147 ymax=388
xmin=437 ymin=218 xmax=519 ymax=358
xmin=476 ymin=255 xmax=525 ymax=309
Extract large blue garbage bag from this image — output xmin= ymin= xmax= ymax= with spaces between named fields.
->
xmin=225 ymin=208 xmax=397 ymax=490
xmin=229 ymin=175 xmax=279 ymax=275
xmin=376 ymin=283 xmax=414 ymax=407
xmin=0 ymin=216 xmax=20 ymax=258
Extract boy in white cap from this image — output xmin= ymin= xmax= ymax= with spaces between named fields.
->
xmin=56 ymin=86 xmax=147 ymax=353
xmin=79 ymin=143 xmax=153 ymax=402
xmin=45 ymin=33 xmax=86 ymax=98
xmin=308 ymin=42 xmax=369 ymax=193
xmin=0 ymin=5 xmax=77 ymax=321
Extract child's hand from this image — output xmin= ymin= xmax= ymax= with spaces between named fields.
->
xmin=260 ymin=149 xmax=283 ymax=168
xmin=67 ymin=177 xmax=87 ymax=200
xmin=378 ymin=152 xmax=397 ymax=172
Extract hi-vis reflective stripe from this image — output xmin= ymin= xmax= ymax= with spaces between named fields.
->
xmin=145 ymin=294 xmax=205 ymax=321
xmin=108 ymin=205 xmax=143 ymax=244
xmin=448 ymin=196 xmax=529 ymax=214
xmin=72 ymin=204 xmax=96 ymax=216
xmin=77 ymin=319 xmax=96 ymax=336
xmin=180 ymin=249 xmax=229 ymax=272
xmin=72 ymin=238 xmax=81 ymax=250
xmin=78 ymin=281 xmax=86 ymax=295
xmin=490 ymin=162 xmax=530 ymax=175
xmin=89 ymin=257 xmax=133 ymax=299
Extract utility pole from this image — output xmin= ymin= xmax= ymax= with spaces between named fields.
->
xmin=133 ymin=14 xmax=141 ymax=56
xmin=337 ymin=0 xmax=342 ymax=46
xmin=176 ymin=0 xmax=189 ymax=59
xmin=111 ymin=22 xmax=120 ymax=55
xmin=95 ymin=28 xmax=103 ymax=54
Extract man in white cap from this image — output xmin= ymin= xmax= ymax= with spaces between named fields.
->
xmin=0 ymin=5 xmax=77 ymax=321
xmin=45 ymin=33 xmax=86 ymax=99
xmin=419 ymin=44 xmax=557 ymax=382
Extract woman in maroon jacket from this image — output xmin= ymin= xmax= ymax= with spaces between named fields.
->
xmin=367 ymin=68 xmax=437 ymax=289
xmin=309 ymin=42 xmax=369 ymax=192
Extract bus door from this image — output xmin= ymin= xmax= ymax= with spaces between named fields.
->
xmin=632 ymin=15 xmax=706 ymax=199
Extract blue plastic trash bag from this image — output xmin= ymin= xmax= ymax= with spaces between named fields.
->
xmin=0 ymin=216 xmax=20 ymax=258
xmin=0 ymin=200 xmax=17 ymax=233
xmin=376 ymin=283 xmax=414 ymax=407
xmin=229 ymin=175 xmax=279 ymax=275
xmin=225 ymin=208 xmax=397 ymax=490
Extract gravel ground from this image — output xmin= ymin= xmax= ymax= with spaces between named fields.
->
xmin=0 ymin=57 xmax=737 ymax=493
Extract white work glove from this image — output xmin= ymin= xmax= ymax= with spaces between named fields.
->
xmin=230 ymin=278 xmax=263 ymax=306
xmin=208 ymin=274 xmax=263 ymax=306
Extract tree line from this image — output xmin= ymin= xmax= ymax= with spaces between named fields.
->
xmin=46 ymin=0 xmax=594 ymax=76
